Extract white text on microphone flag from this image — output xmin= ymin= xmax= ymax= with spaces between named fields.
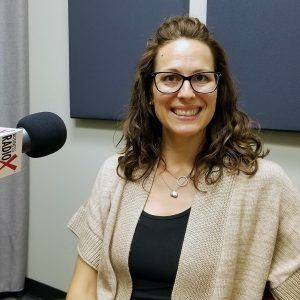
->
xmin=0 ymin=128 xmax=23 ymax=179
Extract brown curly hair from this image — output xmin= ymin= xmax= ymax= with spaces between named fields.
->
xmin=117 ymin=16 xmax=268 ymax=186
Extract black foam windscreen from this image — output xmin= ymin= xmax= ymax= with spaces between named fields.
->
xmin=17 ymin=112 xmax=67 ymax=158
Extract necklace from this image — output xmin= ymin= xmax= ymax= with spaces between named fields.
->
xmin=160 ymin=169 xmax=190 ymax=198
xmin=165 ymin=168 xmax=190 ymax=187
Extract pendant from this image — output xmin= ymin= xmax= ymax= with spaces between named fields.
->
xmin=177 ymin=176 xmax=189 ymax=187
xmin=170 ymin=191 xmax=178 ymax=198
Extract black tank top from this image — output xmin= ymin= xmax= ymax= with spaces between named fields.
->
xmin=129 ymin=208 xmax=191 ymax=300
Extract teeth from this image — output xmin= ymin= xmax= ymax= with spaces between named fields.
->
xmin=173 ymin=108 xmax=200 ymax=116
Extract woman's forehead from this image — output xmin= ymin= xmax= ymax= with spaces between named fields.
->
xmin=155 ymin=38 xmax=215 ymax=72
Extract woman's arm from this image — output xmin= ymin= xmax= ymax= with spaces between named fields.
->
xmin=66 ymin=255 xmax=97 ymax=300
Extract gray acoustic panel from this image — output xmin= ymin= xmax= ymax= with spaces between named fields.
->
xmin=69 ymin=0 xmax=189 ymax=120
xmin=207 ymin=1 xmax=300 ymax=131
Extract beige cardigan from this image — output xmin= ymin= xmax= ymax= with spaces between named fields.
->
xmin=68 ymin=155 xmax=300 ymax=299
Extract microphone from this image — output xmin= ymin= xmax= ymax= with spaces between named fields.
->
xmin=16 ymin=112 xmax=67 ymax=158
xmin=0 ymin=112 xmax=67 ymax=179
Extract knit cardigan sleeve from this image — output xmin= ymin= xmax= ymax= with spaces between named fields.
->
xmin=267 ymin=163 xmax=300 ymax=299
xmin=68 ymin=155 xmax=119 ymax=270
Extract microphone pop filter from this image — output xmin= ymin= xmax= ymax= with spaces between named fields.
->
xmin=17 ymin=112 xmax=67 ymax=158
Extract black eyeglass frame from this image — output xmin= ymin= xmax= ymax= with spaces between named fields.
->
xmin=151 ymin=71 xmax=222 ymax=94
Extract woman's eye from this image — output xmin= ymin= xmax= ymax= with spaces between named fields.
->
xmin=194 ymin=74 xmax=208 ymax=82
xmin=163 ymin=74 xmax=179 ymax=82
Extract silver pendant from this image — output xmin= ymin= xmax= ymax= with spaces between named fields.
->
xmin=170 ymin=191 xmax=178 ymax=198
xmin=177 ymin=176 xmax=189 ymax=187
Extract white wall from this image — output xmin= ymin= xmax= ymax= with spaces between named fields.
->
xmin=28 ymin=0 xmax=120 ymax=291
xmin=190 ymin=0 xmax=207 ymax=24
xmin=28 ymin=0 xmax=300 ymax=292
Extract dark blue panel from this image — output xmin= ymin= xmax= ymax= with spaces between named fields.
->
xmin=69 ymin=0 xmax=189 ymax=120
xmin=207 ymin=0 xmax=300 ymax=131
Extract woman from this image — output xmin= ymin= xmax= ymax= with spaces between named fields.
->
xmin=67 ymin=16 xmax=300 ymax=299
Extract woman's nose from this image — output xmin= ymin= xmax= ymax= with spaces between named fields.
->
xmin=177 ymin=80 xmax=196 ymax=99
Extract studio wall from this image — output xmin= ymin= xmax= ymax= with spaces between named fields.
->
xmin=207 ymin=0 xmax=300 ymax=131
xmin=69 ymin=0 xmax=189 ymax=120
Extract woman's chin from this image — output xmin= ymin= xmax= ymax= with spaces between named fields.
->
xmin=164 ymin=127 xmax=206 ymax=140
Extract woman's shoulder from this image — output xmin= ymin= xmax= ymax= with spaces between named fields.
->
xmin=225 ymin=158 xmax=294 ymax=193
xmin=257 ymin=158 xmax=285 ymax=175
xmin=256 ymin=158 xmax=289 ymax=181
xmin=95 ymin=154 xmax=123 ymax=187
xmin=101 ymin=154 xmax=120 ymax=172
xmin=245 ymin=158 xmax=297 ymax=193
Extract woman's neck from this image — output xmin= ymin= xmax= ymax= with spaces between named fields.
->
xmin=160 ymin=133 xmax=205 ymax=176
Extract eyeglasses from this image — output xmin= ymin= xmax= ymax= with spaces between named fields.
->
xmin=151 ymin=71 xmax=221 ymax=94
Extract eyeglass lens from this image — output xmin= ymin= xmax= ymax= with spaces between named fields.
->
xmin=154 ymin=72 xmax=219 ymax=94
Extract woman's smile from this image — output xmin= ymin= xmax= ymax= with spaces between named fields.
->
xmin=171 ymin=106 xmax=202 ymax=117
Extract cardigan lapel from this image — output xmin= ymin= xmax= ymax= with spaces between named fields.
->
xmin=110 ymin=168 xmax=156 ymax=299
xmin=172 ymin=172 xmax=235 ymax=299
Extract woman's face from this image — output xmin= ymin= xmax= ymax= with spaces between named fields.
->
xmin=151 ymin=38 xmax=217 ymax=143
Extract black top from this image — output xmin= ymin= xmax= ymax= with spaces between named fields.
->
xmin=129 ymin=208 xmax=191 ymax=300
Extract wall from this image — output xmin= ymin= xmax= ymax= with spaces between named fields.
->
xmin=28 ymin=0 xmax=120 ymax=291
xmin=28 ymin=0 xmax=300 ymax=292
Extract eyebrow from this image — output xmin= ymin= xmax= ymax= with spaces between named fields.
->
xmin=158 ymin=68 xmax=214 ymax=73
